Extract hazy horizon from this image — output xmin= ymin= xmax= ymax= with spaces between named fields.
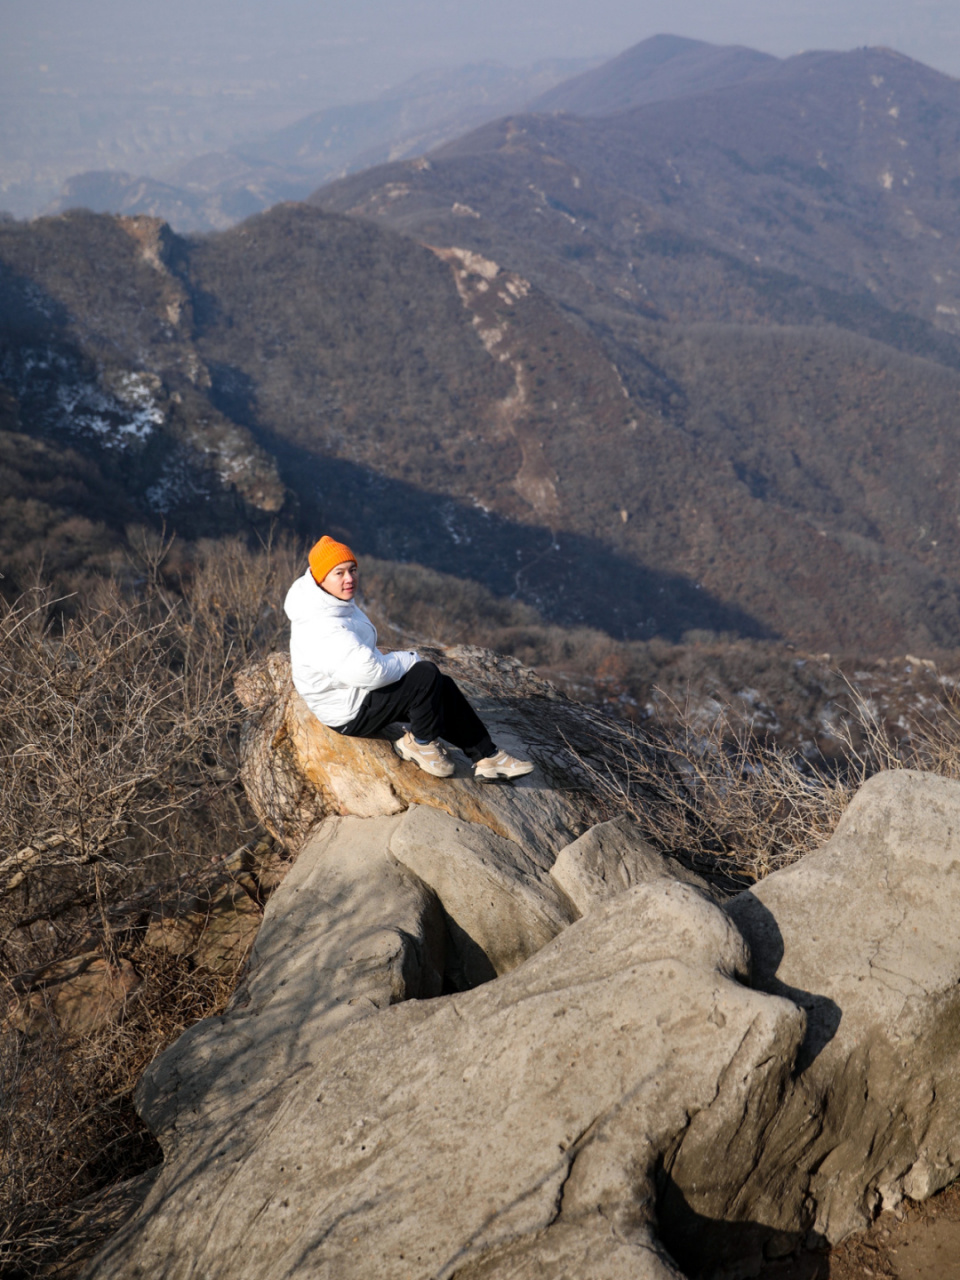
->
xmin=4 ymin=0 xmax=960 ymax=218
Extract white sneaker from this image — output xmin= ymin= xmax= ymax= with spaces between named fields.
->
xmin=474 ymin=750 xmax=534 ymax=780
xmin=394 ymin=731 xmax=455 ymax=778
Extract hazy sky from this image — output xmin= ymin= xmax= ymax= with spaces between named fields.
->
xmin=4 ymin=0 xmax=960 ymax=215
xmin=7 ymin=0 xmax=960 ymax=103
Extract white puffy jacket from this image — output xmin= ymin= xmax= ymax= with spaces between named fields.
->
xmin=283 ymin=569 xmax=418 ymax=728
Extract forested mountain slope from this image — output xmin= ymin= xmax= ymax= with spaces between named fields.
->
xmin=317 ymin=47 xmax=960 ymax=352
xmin=297 ymin=43 xmax=960 ymax=652
xmin=3 ymin=197 xmax=960 ymax=653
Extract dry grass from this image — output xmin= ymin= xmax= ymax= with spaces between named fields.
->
xmin=0 ymin=951 xmax=235 ymax=1277
xmin=575 ymin=682 xmax=960 ymax=887
xmin=0 ymin=532 xmax=300 ymax=1277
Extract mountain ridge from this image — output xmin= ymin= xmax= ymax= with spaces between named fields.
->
xmin=527 ymin=33 xmax=777 ymax=116
xmin=4 ymin=199 xmax=960 ymax=653
xmin=44 ymin=58 xmax=597 ymax=234
xmin=319 ymin=46 xmax=960 ymax=344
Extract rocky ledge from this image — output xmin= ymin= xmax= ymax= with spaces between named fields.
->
xmin=87 ymin=648 xmax=960 ymax=1279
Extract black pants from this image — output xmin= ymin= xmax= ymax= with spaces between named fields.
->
xmin=338 ymin=661 xmax=496 ymax=762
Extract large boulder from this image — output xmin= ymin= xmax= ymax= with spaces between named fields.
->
xmin=87 ymin=637 xmax=960 ymax=1279
xmin=388 ymin=803 xmax=578 ymax=984
xmin=233 ymin=647 xmax=613 ymax=859
xmin=725 ymin=769 xmax=960 ymax=1244
xmin=89 ymin=875 xmax=805 ymax=1280
xmin=125 ymin=800 xmax=583 ymax=1157
xmin=550 ymin=812 xmax=720 ymax=914
xmin=135 ymin=814 xmax=445 ymax=1157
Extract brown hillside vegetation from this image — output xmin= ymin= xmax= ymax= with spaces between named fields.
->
xmin=2 ymin=202 xmax=960 ymax=650
xmin=0 ymin=212 xmax=286 ymax=558
xmin=6 ymin=47 xmax=960 ymax=653
xmin=307 ymin=48 xmax=960 ymax=653
xmin=191 ymin=205 xmax=960 ymax=651
xmin=0 ymin=538 xmax=297 ymax=1276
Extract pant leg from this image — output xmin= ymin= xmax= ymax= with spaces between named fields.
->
xmin=339 ymin=661 xmax=496 ymax=761
xmin=338 ymin=661 xmax=441 ymax=739
xmin=434 ymin=674 xmax=496 ymax=762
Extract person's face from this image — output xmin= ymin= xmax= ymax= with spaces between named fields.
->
xmin=321 ymin=559 xmax=358 ymax=600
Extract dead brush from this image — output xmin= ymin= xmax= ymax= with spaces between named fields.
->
xmin=837 ymin=675 xmax=960 ymax=781
xmin=0 ymin=532 xmax=300 ymax=1277
xmin=573 ymin=697 xmax=856 ymax=887
xmin=576 ymin=677 xmax=960 ymax=888
xmin=0 ymin=946 xmax=238 ymax=1277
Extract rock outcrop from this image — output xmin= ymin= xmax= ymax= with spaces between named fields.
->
xmin=91 ymin=875 xmax=804 ymax=1280
xmin=85 ymin=649 xmax=960 ymax=1279
xmin=549 ymin=812 xmax=720 ymax=914
xmin=389 ymin=804 xmax=577 ymax=983
xmin=725 ymin=769 xmax=960 ymax=1244
xmin=233 ymin=647 xmax=614 ymax=858
xmin=135 ymin=815 xmax=446 ymax=1158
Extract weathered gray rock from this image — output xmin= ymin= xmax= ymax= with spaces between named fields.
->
xmin=135 ymin=815 xmax=445 ymax=1156
xmin=725 ymin=769 xmax=960 ymax=1244
xmin=82 ymin=647 xmax=960 ymax=1280
xmin=388 ymin=804 xmax=577 ymax=984
xmin=89 ymin=877 xmax=805 ymax=1280
xmin=234 ymin=647 xmax=613 ymax=860
xmin=550 ymin=812 xmax=720 ymax=914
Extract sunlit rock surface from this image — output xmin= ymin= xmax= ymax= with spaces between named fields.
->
xmin=234 ymin=646 xmax=613 ymax=859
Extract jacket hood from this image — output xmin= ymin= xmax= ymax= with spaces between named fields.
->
xmin=284 ymin=569 xmax=358 ymax=625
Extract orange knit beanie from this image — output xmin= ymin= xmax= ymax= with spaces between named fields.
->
xmin=308 ymin=535 xmax=358 ymax=586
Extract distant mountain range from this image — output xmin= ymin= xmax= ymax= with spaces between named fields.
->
xmin=42 ymin=36 xmax=786 ymax=235
xmin=5 ymin=36 xmax=960 ymax=658
xmin=529 ymin=33 xmax=776 ymax=115
xmin=319 ymin=43 xmax=960 ymax=343
xmin=44 ymin=58 xmax=597 ymax=233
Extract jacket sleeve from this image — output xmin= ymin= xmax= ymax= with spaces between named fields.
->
xmin=326 ymin=627 xmax=418 ymax=691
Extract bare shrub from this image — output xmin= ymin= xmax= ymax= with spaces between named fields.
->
xmin=0 ymin=532 xmax=300 ymax=1276
xmin=575 ymin=674 xmax=960 ymax=889
xmin=837 ymin=677 xmax=960 ymax=782
xmin=572 ymin=702 xmax=855 ymax=888
xmin=0 ymin=946 xmax=236 ymax=1276
xmin=0 ymin=533 xmax=299 ymax=971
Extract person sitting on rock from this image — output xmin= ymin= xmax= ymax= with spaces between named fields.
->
xmin=284 ymin=536 xmax=534 ymax=781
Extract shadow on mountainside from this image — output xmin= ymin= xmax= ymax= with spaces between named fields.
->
xmin=209 ymin=361 xmax=772 ymax=645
